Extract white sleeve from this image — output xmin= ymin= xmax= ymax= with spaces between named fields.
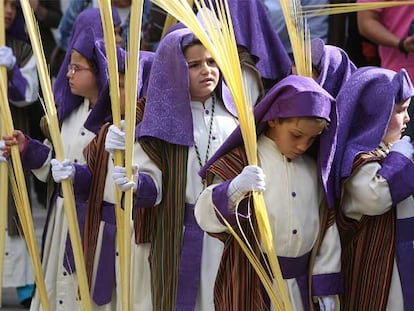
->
xmin=312 ymin=221 xmax=341 ymax=275
xmin=342 ymin=161 xmax=393 ymax=220
xmin=195 ymin=184 xmax=229 ymax=234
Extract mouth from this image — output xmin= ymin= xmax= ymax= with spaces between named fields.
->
xmin=201 ymin=77 xmax=215 ymax=84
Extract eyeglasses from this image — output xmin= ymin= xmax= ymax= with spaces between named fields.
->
xmin=67 ymin=64 xmax=92 ymax=75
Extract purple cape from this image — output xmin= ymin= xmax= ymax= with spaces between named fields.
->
xmin=333 ymin=67 xmax=414 ymax=199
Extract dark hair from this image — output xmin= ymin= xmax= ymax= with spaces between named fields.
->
xmin=182 ymin=38 xmax=203 ymax=54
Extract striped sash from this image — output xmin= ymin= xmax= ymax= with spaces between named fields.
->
xmin=140 ymin=138 xmax=188 ymax=310
xmin=336 ymin=150 xmax=395 ymax=311
xmin=82 ymin=122 xmax=111 ymax=289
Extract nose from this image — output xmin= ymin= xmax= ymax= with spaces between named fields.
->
xmin=405 ymin=110 xmax=411 ymax=123
xmin=296 ymin=141 xmax=309 ymax=153
xmin=200 ymin=62 xmax=210 ymax=75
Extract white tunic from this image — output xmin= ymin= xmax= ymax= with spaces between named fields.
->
xmin=195 ymin=135 xmax=341 ymax=311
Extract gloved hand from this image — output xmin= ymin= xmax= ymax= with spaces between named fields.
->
xmin=390 ymin=135 xmax=414 ymax=159
xmin=0 ymin=46 xmax=16 ymax=70
xmin=317 ymin=296 xmax=336 ymax=311
xmin=0 ymin=141 xmax=6 ymax=163
xmin=51 ymin=159 xmax=75 ymax=183
xmin=105 ymin=122 xmax=125 ymax=156
xmin=112 ymin=165 xmax=139 ymax=192
xmin=227 ymin=165 xmax=266 ymax=204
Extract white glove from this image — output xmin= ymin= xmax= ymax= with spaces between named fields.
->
xmin=105 ymin=122 xmax=125 ymax=155
xmin=317 ymin=296 xmax=336 ymax=311
xmin=227 ymin=165 xmax=266 ymax=204
xmin=0 ymin=46 xmax=16 ymax=70
xmin=390 ymin=135 xmax=414 ymax=159
xmin=112 ymin=165 xmax=139 ymax=192
xmin=51 ymin=159 xmax=75 ymax=183
xmin=0 ymin=141 xmax=6 ymax=163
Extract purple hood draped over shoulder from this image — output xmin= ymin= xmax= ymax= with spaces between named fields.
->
xmin=54 ymin=7 xmax=121 ymax=132
xmin=311 ymin=38 xmax=357 ymax=97
xmin=137 ymin=28 xmax=235 ymax=146
xmin=200 ymin=75 xmax=338 ymax=207
xmin=333 ymin=67 xmax=414 ymax=199
xmin=6 ymin=0 xmax=28 ymax=42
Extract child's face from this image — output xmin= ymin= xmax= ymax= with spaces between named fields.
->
xmin=67 ymin=50 xmax=98 ymax=99
xmin=4 ymin=0 xmax=17 ymax=29
xmin=184 ymin=44 xmax=219 ymax=103
xmin=383 ymin=98 xmax=411 ymax=145
xmin=266 ymin=117 xmax=325 ymax=160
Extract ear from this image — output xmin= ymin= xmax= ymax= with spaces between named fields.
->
xmin=267 ymin=119 xmax=277 ymax=128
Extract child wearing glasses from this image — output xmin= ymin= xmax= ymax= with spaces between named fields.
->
xmin=2 ymin=7 xmax=124 ymax=311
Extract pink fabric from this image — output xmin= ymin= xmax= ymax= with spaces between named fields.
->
xmin=358 ymin=0 xmax=414 ymax=78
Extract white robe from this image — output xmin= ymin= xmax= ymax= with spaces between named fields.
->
xmin=30 ymin=101 xmax=120 ymax=311
xmin=195 ymin=135 xmax=341 ymax=311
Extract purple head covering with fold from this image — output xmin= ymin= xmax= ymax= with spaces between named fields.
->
xmin=137 ymin=28 xmax=235 ymax=146
xmin=200 ymin=75 xmax=338 ymax=207
xmin=82 ymin=40 xmax=126 ymax=133
xmin=6 ymin=0 xmax=28 ymax=42
xmin=54 ymin=7 xmax=121 ymax=128
xmin=333 ymin=67 xmax=414 ymax=199
xmin=311 ymin=38 xmax=357 ymax=97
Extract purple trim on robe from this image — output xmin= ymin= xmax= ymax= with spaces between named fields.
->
xmin=212 ymin=180 xmax=249 ymax=226
xmin=395 ymin=217 xmax=414 ymax=310
xmin=378 ymin=151 xmax=414 ymax=204
xmin=311 ymin=272 xmax=343 ymax=296
xmin=278 ymin=252 xmax=310 ymax=279
xmin=176 ymin=203 xmax=204 ymax=310
xmin=278 ymin=252 xmax=310 ymax=311
xmin=134 ymin=172 xmax=157 ymax=208
xmin=93 ymin=202 xmax=116 ymax=305
xmin=21 ymin=139 xmax=51 ymax=170
xmin=63 ymin=200 xmax=87 ymax=274
xmin=72 ymin=164 xmax=92 ymax=201
xmin=8 ymin=64 xmax=27 ymax=102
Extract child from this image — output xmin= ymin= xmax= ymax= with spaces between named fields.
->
xmin=0 ymin=0 xmax=39 ymax=307
xmin=2 ymin=7 xmax=123 ymax=311
xmin=108 ymin=27 xmax=239 ymax=310
xmin=333 ymin=67 xmax=414 ymax=310
xmin=195 ymin=75 xmax=342 ymax=311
